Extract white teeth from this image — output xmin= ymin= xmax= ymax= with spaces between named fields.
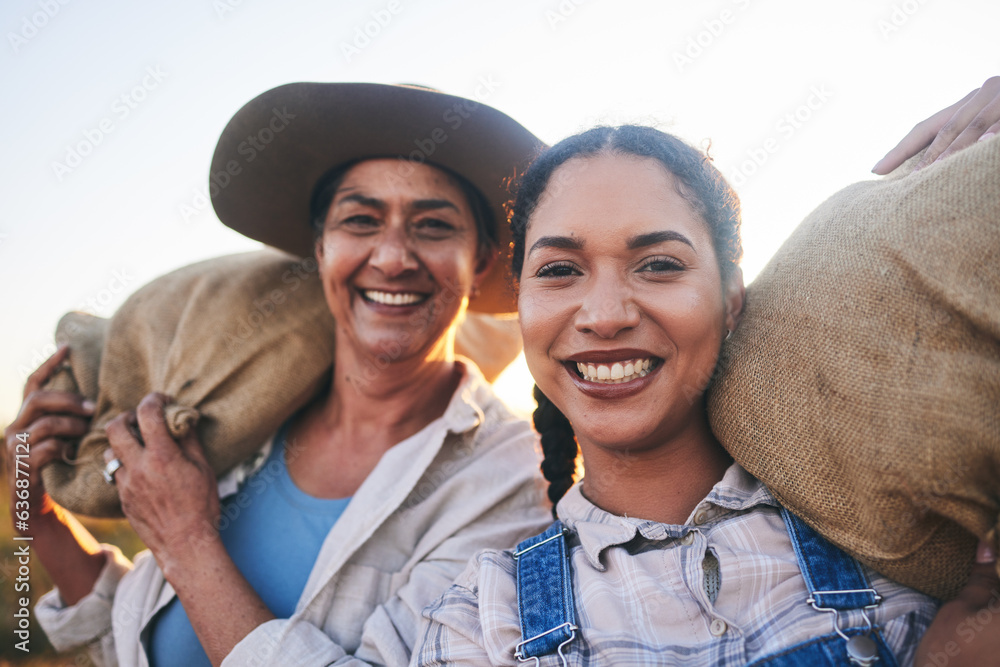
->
xmin=364 ymin=290 xmax=425 ymax=306
xmin=574 ymin=357 xmax=658 ymax=384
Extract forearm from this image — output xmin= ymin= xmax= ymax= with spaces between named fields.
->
xmin=31 ymin=504 xmax=106 ymax=606
xmin=163 ymin=538 xmax=276 ymax=667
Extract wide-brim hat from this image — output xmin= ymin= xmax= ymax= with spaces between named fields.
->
xmin=210 ymin=82 xmax=546 ymax=314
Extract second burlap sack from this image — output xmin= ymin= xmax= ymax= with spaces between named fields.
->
xmin=708 ymin=137 xmax=1000 ymax=601
xmin=42 ymin=249 xmax=523 ymax=518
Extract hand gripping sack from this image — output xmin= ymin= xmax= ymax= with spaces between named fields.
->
xmin=42 ymin=249 xmax=522 ymax=518
xmin=708 ymin=137 xmax=1000 ymax=600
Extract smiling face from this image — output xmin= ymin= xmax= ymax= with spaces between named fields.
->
xmin=518 ymin=153 xmax=744 ymax=454
xmin=316 ymin=158 xmax=495 ymax=366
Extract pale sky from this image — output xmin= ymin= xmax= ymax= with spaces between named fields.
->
xmin=2 ymin=0 xmax=998 ymax=424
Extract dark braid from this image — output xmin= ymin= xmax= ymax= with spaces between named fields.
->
xmin=532 ymin=384 xmax=579 ymax=518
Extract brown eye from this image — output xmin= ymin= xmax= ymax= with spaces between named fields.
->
xmin=638 ymin=257 xmax=684 ymax=273
xmin=340 ymin=215 xmax=378 ymax=230
xmin=536 ymin=262 xmax=578 ymax=278
xmin=415 ymin=218 xmax=456 ymax=237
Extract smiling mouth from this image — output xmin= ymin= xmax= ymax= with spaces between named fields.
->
xmin=570 ymin=357 xmax=660 ymax=384
xmin=360 ymin=289 xmax=430 ymax=306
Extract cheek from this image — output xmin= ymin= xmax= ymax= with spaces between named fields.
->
xmin=318 ymin=235 xmax=370 ymax=280
xmin=659 ymin=289 xmax=726 ymax=379
xmin=517 ymin=289 xmax=565 ymax=379
xmin=423 ymin=246 xmax=479 ymax=290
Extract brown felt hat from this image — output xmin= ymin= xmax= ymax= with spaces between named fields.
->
xmin=210 ymin=82 xmax=546 ymax=314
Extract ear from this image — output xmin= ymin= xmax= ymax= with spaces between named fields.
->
xmin=723 ymin=266 xmax=746 ymax=334
xmin=472 ymin=244 xmax=498 ymax=288
xmin=315 ymin=235 xmax=325 ymax=262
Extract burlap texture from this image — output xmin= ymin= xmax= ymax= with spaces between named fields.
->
xmin=708 ymin=137 xmax=1000 ymax=600
xmin=42 ymin=249 xmax=522 ymax=518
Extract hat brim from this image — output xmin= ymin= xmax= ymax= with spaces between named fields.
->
xmin=210 ymin=82 xmax=546 ymax=314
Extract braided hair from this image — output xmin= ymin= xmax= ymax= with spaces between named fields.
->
xmin=532 ymin=384 xmax=579 ymax=517
xmin=511 ymin=125 xmax=743 ymax=512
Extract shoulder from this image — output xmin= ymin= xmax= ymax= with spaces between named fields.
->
xmin=448 ymin=361 xmax=539 ymax=466
xmin=431 ymin=546 xmax=519 ymax=601
xmin=863 ymin=565 xmax=940 ymax=662
xmin=460 ymin=360 xmax=533 ymax=430
xmin=419 ymin=547 xmax=523 ymax=663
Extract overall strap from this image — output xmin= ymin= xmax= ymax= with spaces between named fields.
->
xmin=513 ymin=520 xmax=578 ymax=665
xmin=780 ymin=508 xmax=892 ymax=667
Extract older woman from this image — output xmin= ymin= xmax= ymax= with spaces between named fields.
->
xmin=6 ymin=83 xmax=550 ymax=666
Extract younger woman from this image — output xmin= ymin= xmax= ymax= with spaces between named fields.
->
xmin=414 ymin=125 xmax=940 ymax=665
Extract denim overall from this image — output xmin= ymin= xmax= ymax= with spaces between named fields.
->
xmin=512 ymin=509 xmax=897 ymax=666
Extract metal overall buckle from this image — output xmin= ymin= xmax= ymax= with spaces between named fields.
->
xmin=513 ymin=529 xmax=578 ymax=667
xmin=807 ymin=588 xmax=883 ymax=666
xmin=514 ymin=622 xmax=578 ymax=667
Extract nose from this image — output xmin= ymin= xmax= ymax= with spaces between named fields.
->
xmin=368 ymin=224 xmax=419 ymax=277
xmin=574 ymin=273 xmax=640 ymax=338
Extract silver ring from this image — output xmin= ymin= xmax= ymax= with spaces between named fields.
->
xmin=103 ymin=458 xmax=123 ymax=485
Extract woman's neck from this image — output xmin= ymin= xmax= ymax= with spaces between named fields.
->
xmin=283 ymin=346 xmax=461 ymax=499
xmin=322 ymin=344 xmax=461 ymax=448
xmin=578 ymin=410 xmax=732 ymax=525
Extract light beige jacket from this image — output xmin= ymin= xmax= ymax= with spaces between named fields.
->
xmin=36 ymin=360 xmax=550 ymax=666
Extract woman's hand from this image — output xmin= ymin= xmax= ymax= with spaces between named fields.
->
xmin=3 ymin=345 xmax=106 ymax=605
xmin=4 ymin=345 xmax=94 ymax=532
xmin=105 ymin=392 xmax=222 ymax=576
xmin=107 ymin=392 xmax=275 ymax=665
xmin=914 ymin=541 xmax=1000 ymax=666
xmin=872 ymin=76 xmax=1000 ymax=174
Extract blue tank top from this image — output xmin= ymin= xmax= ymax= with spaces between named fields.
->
xmin=147 ymin=422 xmax=350 ymax=666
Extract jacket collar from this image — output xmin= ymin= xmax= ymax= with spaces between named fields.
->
xmin=557 ymin=463 xmax=778 ymax=571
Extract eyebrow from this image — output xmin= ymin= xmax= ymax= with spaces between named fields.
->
xmin=527 ymin=230 xmax=695 ymax=258
xmin=334 ymin=192 xmax=460 ymax=213
xmin=527 ymin=235 xmax=584 ymax=257
xmin=627 ymin=230 xmax=694 ymax=250
xmin=411 ymin=198 xmax=460 ymax=213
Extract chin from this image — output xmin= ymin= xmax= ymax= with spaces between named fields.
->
xmin=576 ymin=422 xmax=661 ymax=453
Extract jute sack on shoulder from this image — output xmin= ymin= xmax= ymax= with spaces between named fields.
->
xmin=708 ymin=137 xmax=1000 ymax=601
xmin=42 ymin=249 xmax=523 ymax=518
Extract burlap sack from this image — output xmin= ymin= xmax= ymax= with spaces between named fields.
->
xmin=42 ymin=249 xmax=522 ymax=518
xmin=708 ymin=137 xmax=1000 ymax=600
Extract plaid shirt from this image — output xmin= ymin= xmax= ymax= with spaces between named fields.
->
xmin=35 ymin=361 xmax=552 ymax=667
xmin=415 ymin=463 xmax=938 ymax=666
